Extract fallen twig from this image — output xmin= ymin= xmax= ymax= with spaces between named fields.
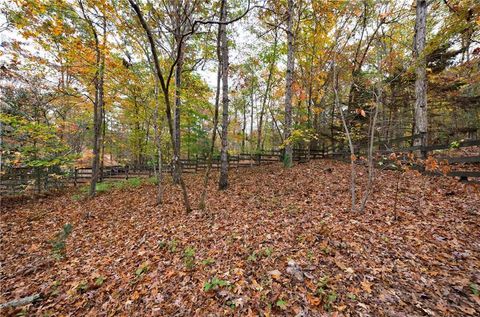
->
xmin=0 ymin=294 xmax=41 ymax=309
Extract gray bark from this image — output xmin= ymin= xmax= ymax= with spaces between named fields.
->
xmin=250 ymin=85 xmax=254 ymax=150
xmin=257 ymin=29 xmax=278 ymax=152
xmin=79 ymin=0 xmax=105 ymax=198
xmin=0 ymin=294 xmax=41 ymax=309
xmin=359 ymin=48 xmax=382 ymax=213
xmin=414 ymin=0 xmax=428 ymax=157
xmin=284 ymin=0 xmax=294 ymax=168
xmin=334 ymin=54 xmax=356 ymax=212
xmin=129 ymin=0 xmax=191 ymax=213
xmin=153 ymin=79 xmax=163 ymax=205
xmin=242 ymin=100 xmax=246 ymax=151
xmin=199 ymin=12 xmax=223 ymax=209
xmin=218 ymin=0 xmax=229 ymax=190
xmin=173 ymin=36 xmax=184 ymax=184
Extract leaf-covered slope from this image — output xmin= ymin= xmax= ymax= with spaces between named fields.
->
xmin=1 ymin=161 xmax=479 ymax=316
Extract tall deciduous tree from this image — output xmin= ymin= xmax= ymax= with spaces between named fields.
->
xmin=167 ymin=0 xmax=197 ymax=184
xmin=128 ymin=0 xmax=192 ymax=213
xmin=199 ymin=5 xmax=223 ymax=209
xmin=257 ymin=28 xmax=278 ymax=152
xmin=284 ymin=0 xmax=294 ymax=168
xmin=78 ymin=0 xmax=107 ymax=198
xmin=218 ymin=0 xmax=229 ymax=190
xmin=414 ymin=0 xmax=428 ymax=157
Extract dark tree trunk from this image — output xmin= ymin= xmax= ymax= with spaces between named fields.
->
xmin=242 ymin=101 xmax=246 ymax=152
xmin=173 ymin=35 xmax=184 ymax=184
xmin=129 ymin=0 xmax=191 ymax=212
xmin=218 ymin=0 xmax=229 ymax=190
xmin=284 ymin=0 xmax=294 ymax=167
xmin=257 ymin=29 xmax=278 ymax=152
xmin=199 ymin=15 xmax=223 ymax=210
xmin=79 ymin=0 xmax=105 ymax=199
xmin=414 ymin=0 xmax=428 ymax=157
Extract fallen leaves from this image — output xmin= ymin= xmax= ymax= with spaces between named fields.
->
xmin=268 ymin=270 xmax=282 ymax=280
xmin=360 ymin=280 xmax=372 ymax=294
xmin=306 ymin=293 xmax=321 ymax=306
xmin=1 ymin=160 xmax=479 ymax=316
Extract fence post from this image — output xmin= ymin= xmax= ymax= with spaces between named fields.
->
xmin=126 ymin=165 xmax=129 ymax=180
xmin=74 ymin=168 xmax=78 ymax=187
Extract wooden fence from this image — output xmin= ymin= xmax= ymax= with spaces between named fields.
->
xmin=2 ymin=136 xmax=479 ymax=195
xmin=71 ymin=149 xmax=325 ymax=184
xmin=327 ymin=137 xmax=480 ymax=183
xmin=0 ymin=166 xmax=73 ymax=195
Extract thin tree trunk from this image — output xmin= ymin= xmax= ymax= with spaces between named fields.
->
xmin=257 ymin=29 xmax=278 ymax=152
xmin=347 ymin=2 xmax=367 ymax=113
xmin=359 ymin=90 xmax=379 ymax=212
xmin=153 ymin=79 xmax=163 ymax=205
xmin=91 ymin=39 xmax=104 ymax=197
xmin=129 ymin=0 xmax=191 ymax=212
xmin=334 ymin=57 xmax=356 ymax=212
xmin=242 ymin=101 xmax=246 ymax=152
xmin=218 ymin=0 xmax=229 ymax=190
xmin=79 ymin=0 xmax=105 ymax=199
xmin=199 ymin=13 xmax=223 ymax=210
xmin=284 ymin=0 xmax=294 ymax=168
xmin=100 ymin=107 xmax=106 ymax=181
xmin=173 ymin=36 xmax=184 ymax=184
xmin=359 ymin=37 xmax=384 ymax=212
xmin=250 ymin=87 xmax=254 ymax=151
xmin=359 ymin=78 xmax=381 ymax=212
xmin=413 ymin=0 xmax=428 ymax=158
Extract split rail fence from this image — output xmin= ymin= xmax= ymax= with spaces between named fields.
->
xmin=2 ymin=136 xmax=479 ymax=195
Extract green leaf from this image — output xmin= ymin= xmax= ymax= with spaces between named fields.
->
xmin=276 ymin=299 xmax=287 ymax=309
xmin=135 ymin=263 xmax=149 ymax=277
xmin=95 ymin=276 xmax=105 ymax=286
xmin=203 ymin=282 xmax=213 ymax=292
xmin=201 ymin=258 xmax=215 ymax=266
xmin=471 ymin=283 xmax=479 ymax=296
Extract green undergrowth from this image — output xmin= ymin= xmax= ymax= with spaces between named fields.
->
xmin=72 ymin=177 xmax=144 ymax=200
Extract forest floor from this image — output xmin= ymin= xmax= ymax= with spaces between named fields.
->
xmin=1 ymin=160 xmax=479 ymax=317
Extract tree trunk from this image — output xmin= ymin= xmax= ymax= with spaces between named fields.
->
xmin=250 ymin=86 xmax=254 ymax=151
xmin=153 ymin=79 xmax=163 ymax=205
xmin=242 ymin=100 xmax=246 ymax=152
xmin=284 ymin=0 xmax=294 ymax=168
xmin=81 ymin=2 xmax=105 ymax=199
xmin=359 ymin=44 xmax=383 ymax=213
xmin=90 ymin=47 xmax=104 ymax=198
xmin=413 ymin=0 xmax=428 ymax=157
xmin=218 ymin=0 xmax=229 ymax=190
xmin=99 ymin=105 xmax=106 ymax=181
xmin=129 ymin=0 xmax=191 ymax=213
xmin=257 ymin=29 xmax=278 ymax=152
xmin=173 ymin=36 xmax=184 ymax=184
xmin=199 ymin=11 xmax=223 ymax=209
xmin=334 ymin=54 xmax=356 ymax=212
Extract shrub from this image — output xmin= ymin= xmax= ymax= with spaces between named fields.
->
xmin=183 ymin=246 xmax=196 ymax=270
xmin=203 ymin=277 xmax=230 ymax=292
xmin=51 ymin=223 xmax=73 ymax=260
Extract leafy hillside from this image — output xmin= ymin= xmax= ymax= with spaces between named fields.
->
xmin=1 ymin=161 xmax=479 ymax=316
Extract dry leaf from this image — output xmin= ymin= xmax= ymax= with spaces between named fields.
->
xmin=361 ymin=280 xmax=373 ymax=294
xmin=268 ymin=270 xmax=282 ymax=280
xmin=307 ymin=294 xmax=321 ymax=306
